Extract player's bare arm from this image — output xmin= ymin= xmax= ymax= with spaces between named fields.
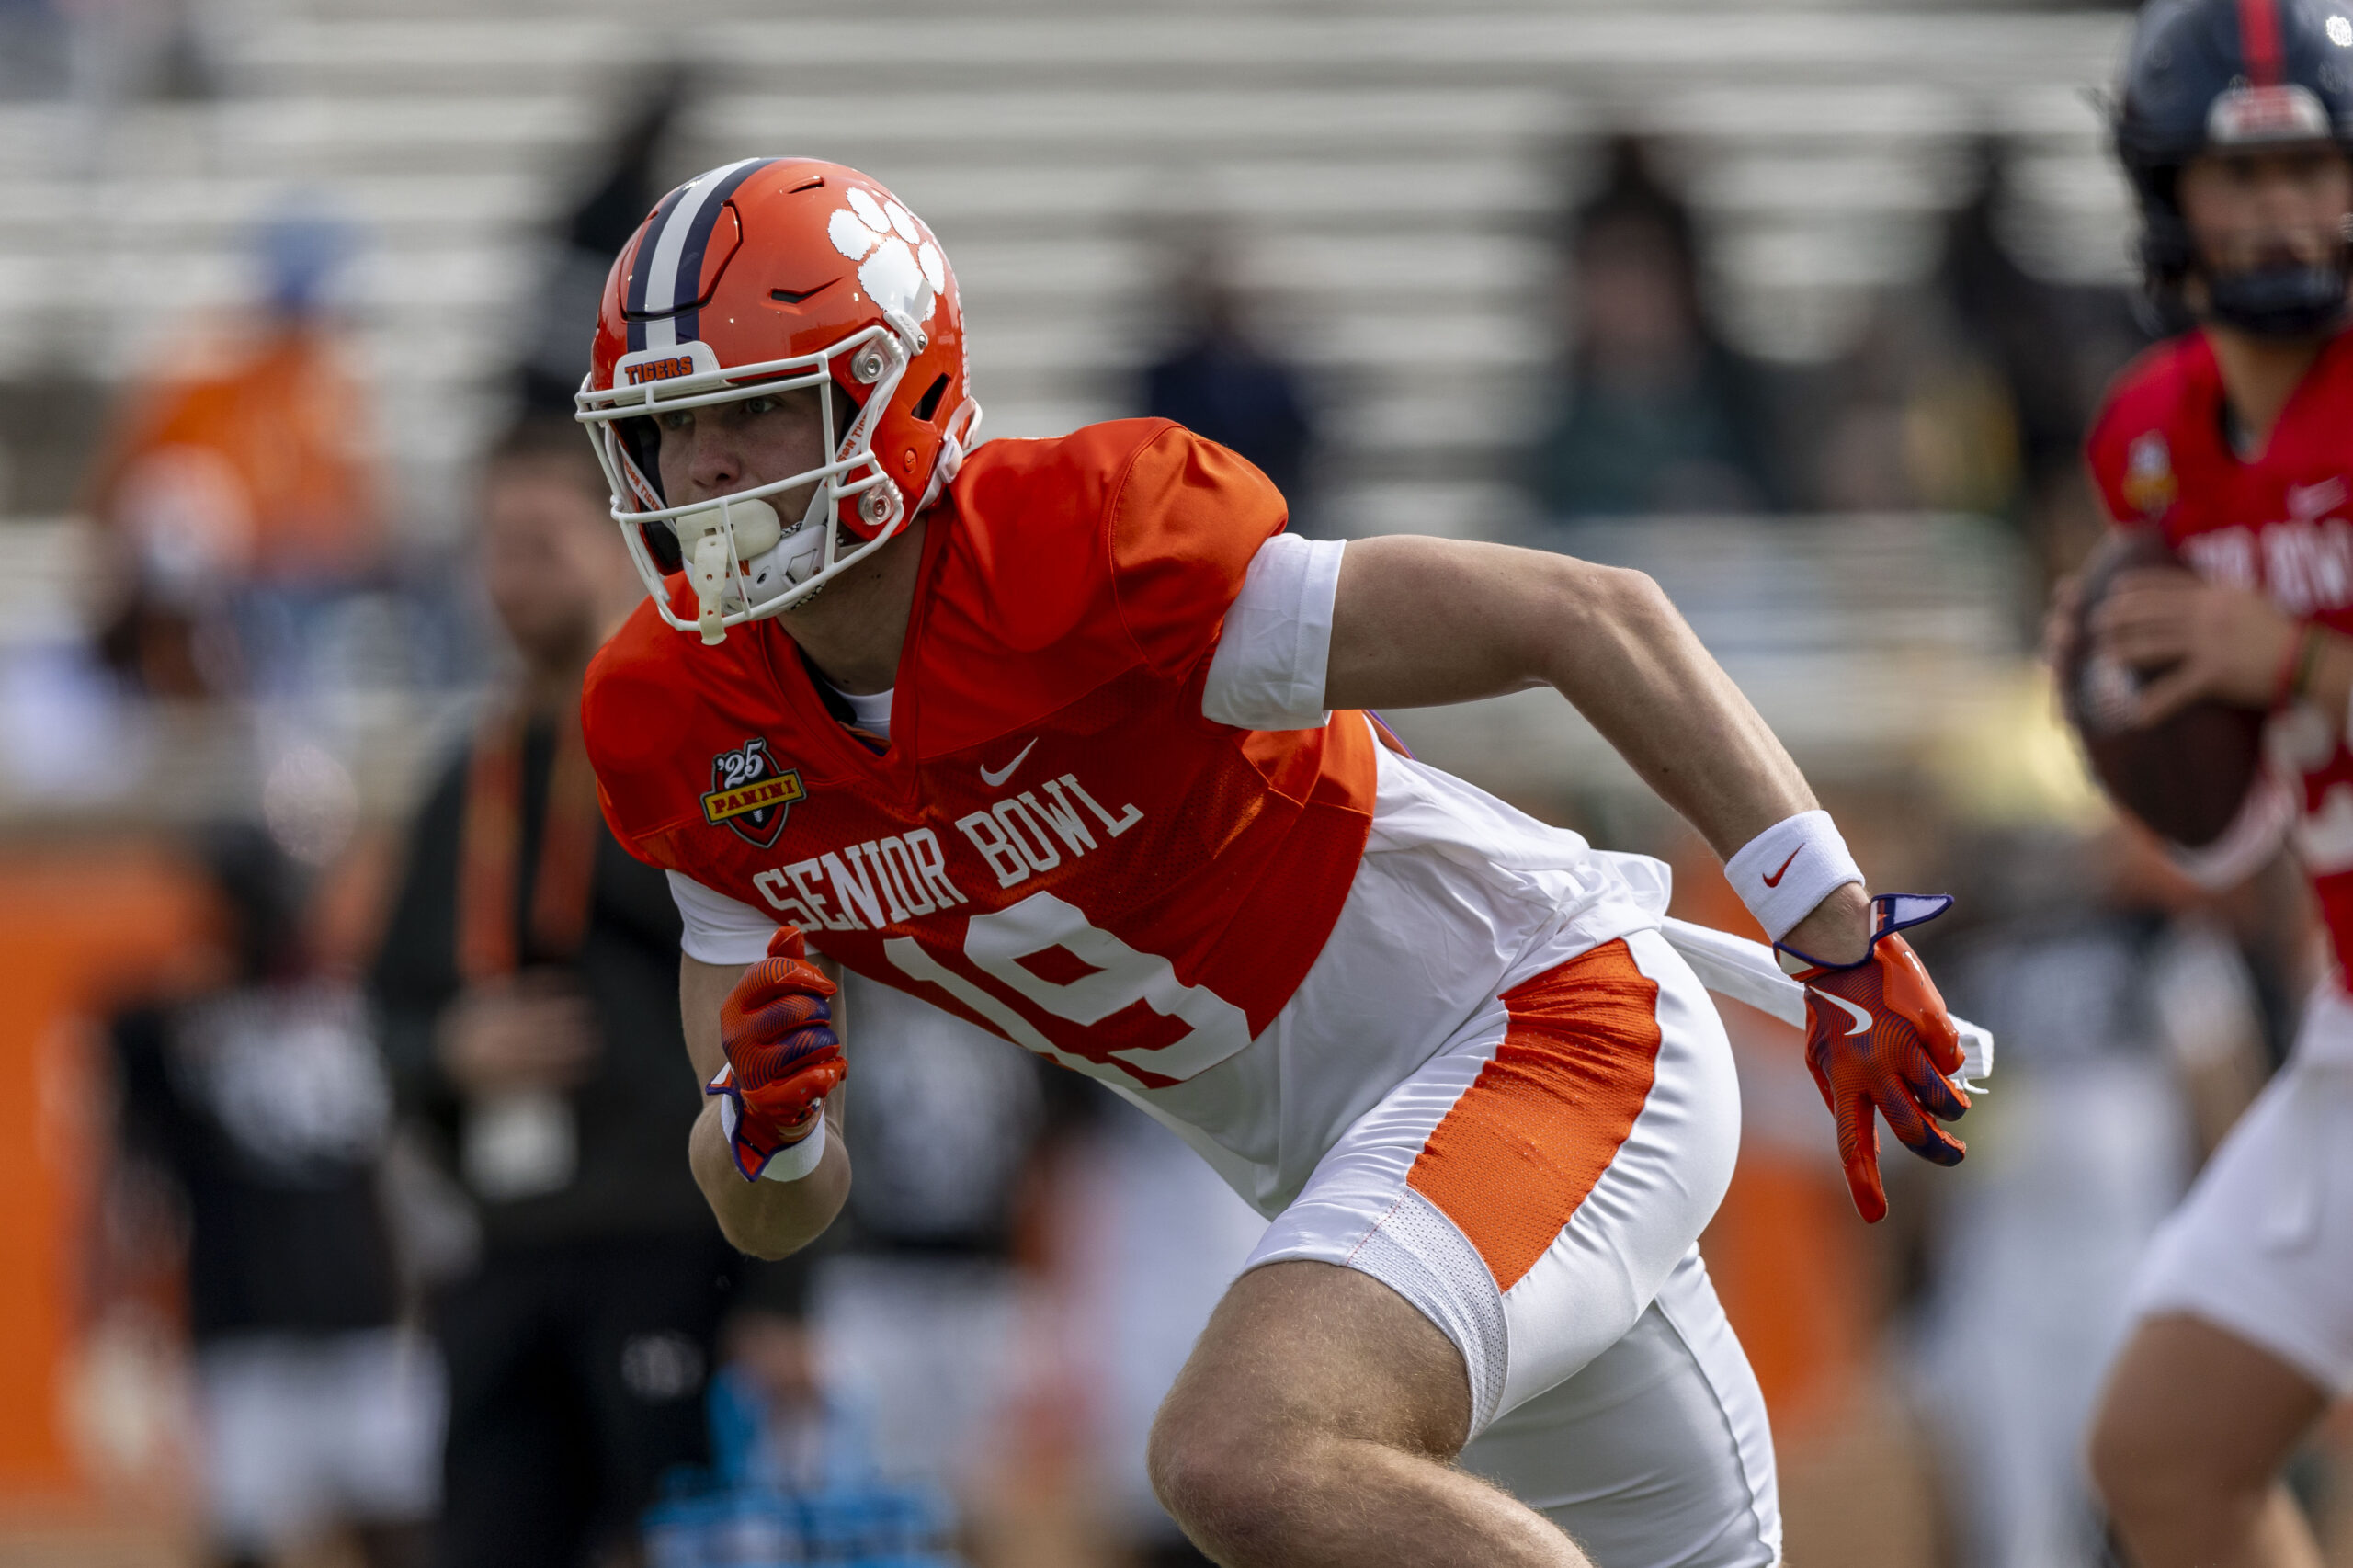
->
xmin=679 ymin=949 xmax=850 ymax=1258
xmin=1326 ymin=535 xmax=1870 ymax=962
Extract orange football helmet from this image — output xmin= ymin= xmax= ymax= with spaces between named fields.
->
xmin=575 ymin=157 xmax=980 ymax=642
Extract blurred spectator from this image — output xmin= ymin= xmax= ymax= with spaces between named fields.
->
xmin=716 ymin=1262 xmax=849 ymax=1495
xmin=1937 ymin=144 xmax=2096 ymax=514
xmin=59 ymin=0 xmax=213 ymax=171
xmin=1811 ymin=143 xmax=2152 ymax=595
xmin=0 ymin=0 xmax=66 ymax=100
xmin=108 ymin=823 xmax=439 ymax=1568
xmin=1914 ymin=829 xmax=2268 ymax=1568
xmin=1051 ymin=1094 xmax=1266 ymax=1567
xmin=371 ymin=418 xmax=732 ymax=1568
xmin=1809 ymin=297 xmax=2019 ymax=517
xmin=1937 ymin=145 xmax=2152 ymax=593
xmin=84 ymin=205 xmax=385 ymax=700
xmin=810 ymin=979 xmax=1046 ymax=1511
xmin=517 ymin=69 xmax=689 ymax=416
xmin=645 ymin=1258 xmax=965 ymax=1565
xmin=1139 ymin=243 xmax=1317 ymax=519
xmin=1528 ymin=138 xmax=1780 ymax=519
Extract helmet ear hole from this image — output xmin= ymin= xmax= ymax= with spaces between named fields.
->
xmin=912 ymin=373 xmax=950 ymax=423
xmin=618 ymin=416 xmax=666 ymax=504
xmin=827 ymin=381 xmax=862 ymax=451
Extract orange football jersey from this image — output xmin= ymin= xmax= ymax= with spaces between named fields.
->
xmin=584 ymin=420 xmax=1380 ymax=1090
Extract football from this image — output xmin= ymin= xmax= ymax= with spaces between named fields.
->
xmin=2061 ymin=528 xmax=2264 ymax=849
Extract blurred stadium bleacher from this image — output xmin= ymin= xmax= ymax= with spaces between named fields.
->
xmin=0 ymin=0 xmax=2135 ymax=538
xmin=0 ymin=0 xmax=2136 ymax=831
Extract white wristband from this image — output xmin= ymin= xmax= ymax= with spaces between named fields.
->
xmin=759 ymin=1112 xmax=828 ymax=1183
xmin=1724 ymin=810 xmax=1865 ymax=944
xmin=712 ymin=1074 xmax=831 ymax=1183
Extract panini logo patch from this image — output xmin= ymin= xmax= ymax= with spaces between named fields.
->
xmin=2123 ymin=431 xmax=2177 ymax=519
xmin=703 ymin=737 xmax=802 ymax=848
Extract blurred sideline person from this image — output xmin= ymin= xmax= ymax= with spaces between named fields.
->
xmin=109 ymin=824 xmax=438 ymax=1568
xmin=573 ymin=158 xmax=1978 ymax=1568
xmin=83 ymin=209 xmax=383 ymax=701
xmin=810 ymin=974 xmax=1044 ymax=1494
xmin=1528 ymin=138 xmax=1780 ymax=520
xmin=2062 ymin=3 xmax=2353 ymax=1564
xmin=1920 ymin=830 xmax=2266 ymax=1568
xmin=515 ymin=69 xmax=691 ymax=418
xmin=373 ymin=420 xmax=733 ymax=1568
xmin=1138 ymin=244 xmax=1317 ymax=524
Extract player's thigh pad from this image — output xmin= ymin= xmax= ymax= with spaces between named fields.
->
xmin=2127 ymin=1008 xmax=2353 ymax=1396
xmin=1246 ymin=927 xmax=1742 ymax=1437
xmin=1461 ymin=1247 xmax=1779 ymax=1568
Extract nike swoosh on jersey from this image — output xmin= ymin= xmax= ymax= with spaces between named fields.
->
xmin=1810 ymin=987 xmax=1874 ymax=1038
xmin=1763 ymin=849 xmax=1802 ymax=888
xmin=979 ymin=737 xmax=1040 ymax=789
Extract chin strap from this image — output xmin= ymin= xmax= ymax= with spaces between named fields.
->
xmin=2205 ymin=261 xmax=2351 ymax=338
xmin=688 ymin=533 xmax=730 ymax=645
xmin=916 ymin=398 xmax=985 ymax=517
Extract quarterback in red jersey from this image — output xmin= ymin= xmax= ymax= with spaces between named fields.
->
xmin=574 ymin=156 xmax=1972 ymax=1568
xmin=2075 ymin=2 xmax=2353 ymax=1566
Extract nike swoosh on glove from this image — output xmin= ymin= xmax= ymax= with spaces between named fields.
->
xmin=1777 ymin=892 xmax=1969 ymax=1224
xmin=708 ymin=925 xmax=845 ymax=1182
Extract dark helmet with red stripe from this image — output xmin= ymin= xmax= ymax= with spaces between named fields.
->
xmin=2116 ymin=0 xmax=2353 ymax=335
xmin=575 ymin=158 xmax=979 ymax=643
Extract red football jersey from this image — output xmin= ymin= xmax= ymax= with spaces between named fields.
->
xmin=2086 ymin=329 xmax=2353 ymax=966
xmin=583 ymin=420 xmax=1380 ymax=1091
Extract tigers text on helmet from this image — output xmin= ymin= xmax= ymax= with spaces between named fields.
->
xmin=576 ymin=158 xmax=981 ymax=643
xmin=2116 ymin=0 xmax=2353 ymax=338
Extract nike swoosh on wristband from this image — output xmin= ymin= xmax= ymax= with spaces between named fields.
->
xmin=979 ymin=737 xmax=1039 ymax=789
xmin=1763 ymin=849 xmax=1802 ymax=888
xmin=1811 ymin=988 xmax=1874 ymax=1038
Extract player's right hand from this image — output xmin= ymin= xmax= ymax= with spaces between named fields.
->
xmin=1778 ymin=893 xmax=1970 ymax=1224
xmin=707 ymin=926 xmax=845 ymax=1182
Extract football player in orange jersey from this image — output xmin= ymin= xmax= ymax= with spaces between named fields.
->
xmin=574 ymin=159 xmax=1972 ymax=1568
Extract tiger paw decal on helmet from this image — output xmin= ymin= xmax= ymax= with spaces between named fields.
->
xmin=827 ymin=187 xmax=948 ymax=333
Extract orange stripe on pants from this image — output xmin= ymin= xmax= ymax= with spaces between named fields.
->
xmin=1406 ymin=939 xmax=1664 ymax=1291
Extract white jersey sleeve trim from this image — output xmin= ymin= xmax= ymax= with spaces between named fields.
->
xmin=667 ymin=869 xmax=782 ymax=966
xmin=1202 ymin=533 xmax=1345 ymax=732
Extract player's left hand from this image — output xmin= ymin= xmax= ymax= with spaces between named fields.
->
xmin=1779 ymin=892 xmax=1970 ymax=1224
xmin=2091 ymin=567 xmax=2297 ymax=723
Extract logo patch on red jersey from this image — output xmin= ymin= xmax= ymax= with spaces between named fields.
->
xmin=2123 ymin=432 xmax=2177 ymax=520
xmin=702 ymin=738 xmax=804 ymax=848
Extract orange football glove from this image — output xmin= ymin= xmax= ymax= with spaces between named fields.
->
xmin=706 ymin=926 xmax=845 ymax=1182
xmin=1777 ymin=893 xmax=1970 ymax=1224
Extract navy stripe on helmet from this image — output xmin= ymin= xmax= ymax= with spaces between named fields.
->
xmin=670 ymin=158 xmax=774 ymax=345
xmin=623 ymin=181 xmax=695 ymax=355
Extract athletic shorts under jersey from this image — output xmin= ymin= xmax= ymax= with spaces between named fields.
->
xmin=2088 ymin=329 xmax=2353 ymax=987
xmin=584 ymin=418 xmax=1669 ymax=1214
xmin=2128 ymin=986 xmax=2353 ymax=1397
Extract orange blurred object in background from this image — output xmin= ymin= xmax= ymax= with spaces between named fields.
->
xmin=85 ymin=322 xmax=383 ymax=589
xmin=0 ymin=843 xmax=211 ymax=1507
